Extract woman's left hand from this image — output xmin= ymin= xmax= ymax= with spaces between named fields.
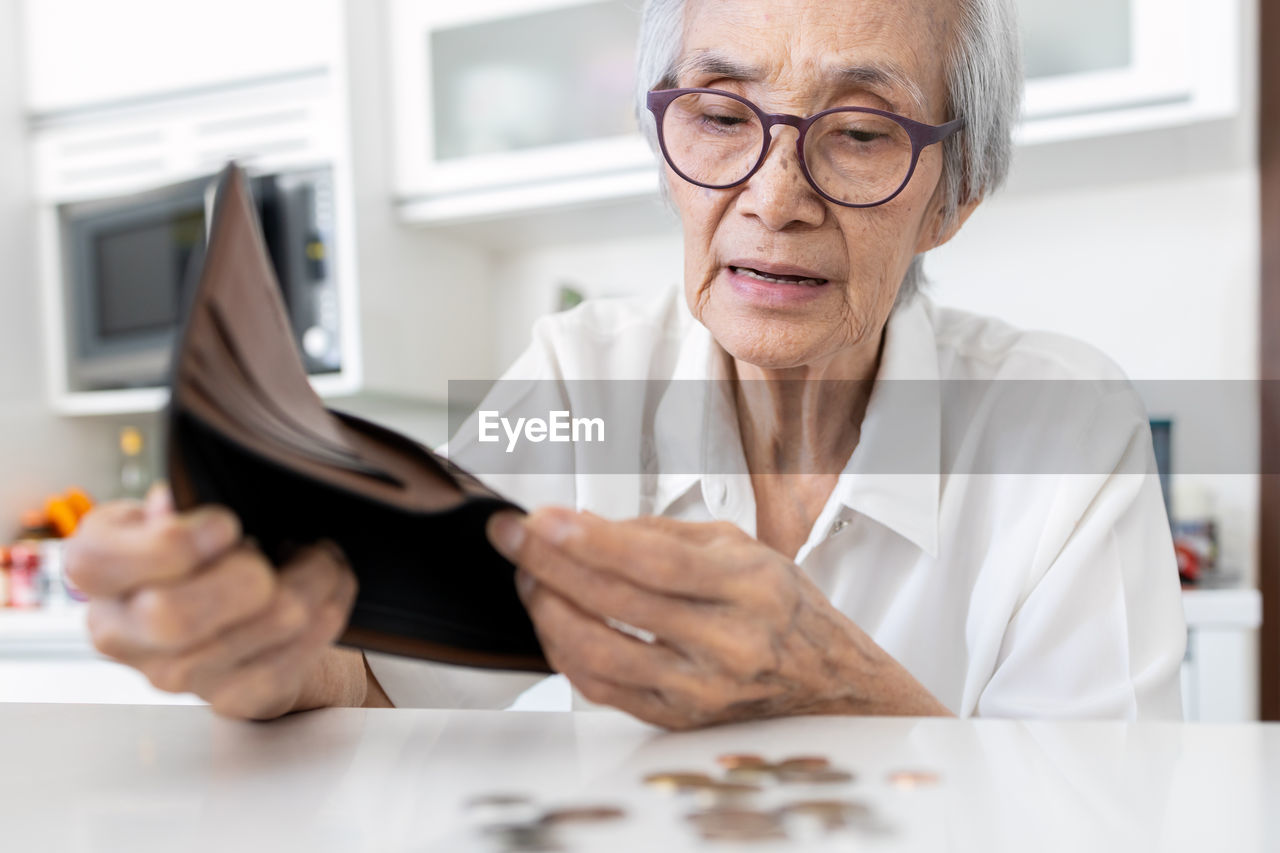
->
xmin=487 ymin=507 xmax=951 ymax=729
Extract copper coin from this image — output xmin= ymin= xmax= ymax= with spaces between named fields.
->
xmin=775 ymin=756 xmax=831 ymax=772
xmin=887 ymin=769 xmax=941 ymax=790
xmin=716 ymin=753 xmax=769 ymax=770
xmin=643 ymin=771 xmax=717 ymax=793
xmin=538 ymin=805 xmax=627 ymax=825
xmin=724 ymin=765 xmax=776 ymax=784
xmin=776 ymin=768 xmax=855 ymax=785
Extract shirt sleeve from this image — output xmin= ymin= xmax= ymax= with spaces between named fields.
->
xmin=975 ymin=395 xmax=1187 ymax=720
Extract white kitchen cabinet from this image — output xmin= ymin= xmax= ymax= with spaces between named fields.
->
xmin=1016 ymin=0 xmax=1240 ymax=144
xmin=19 ymin=0 xmax=340 ymax=115
xmin=25 ymin=0 xmax=496 ymax=414
xmin=388 ymin=0 xmax=655 ymax=224
xmin=389 ymin=0 xmax=1242 ymax=230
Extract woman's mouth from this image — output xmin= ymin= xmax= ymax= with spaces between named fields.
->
xmin=729 ymin=265 xmax=828 ymax=287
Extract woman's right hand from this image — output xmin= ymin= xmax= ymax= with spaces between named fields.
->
xmin=64 ymin=486 xmax=364 ymax=720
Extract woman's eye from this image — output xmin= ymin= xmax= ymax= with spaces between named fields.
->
xmin=845 ymin=130 xmax=884 ymax=143
xmin=705 ymin=113 xmax=747 ymax=126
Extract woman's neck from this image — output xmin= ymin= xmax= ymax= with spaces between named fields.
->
xmin=731 ymin=332 xmax=883 ymax=477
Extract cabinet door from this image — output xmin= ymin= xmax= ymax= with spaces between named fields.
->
xmin=20 ymin=0 xmax=340 ymax=114
xmin=389 ymin=0 xmax=653 ymax=210
xmin=1017 ymin=0 xmax=1238 ymax=142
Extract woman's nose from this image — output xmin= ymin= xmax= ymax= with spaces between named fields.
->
xmin=735 ymin=126 xmax=827 ymax=230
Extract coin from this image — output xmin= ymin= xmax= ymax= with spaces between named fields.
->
xmin=686 ymin=807 xmax=787 ymax=842
xmin=777 ymin=798 xmax=872 ymax=830
xmin=643 ymin=771 xmax=717 ymax=793
xmin=887 ymin=769 xmax=940 ymax=790
xmin=716 ymin=753 xmax=769 ymax=770
xmin=775 ymin=756 xmax=831 ymax=772
xmin=692 ymin=781 xmax=763 ymax=808
xmin=723 ymin=765 xmax=776 ymax=784
xmin=776 ymin=768 xmax=855 ymax=785
xmin=538 ymin=805 xmax=627 ymax=825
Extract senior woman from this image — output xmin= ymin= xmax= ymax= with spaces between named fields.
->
xmin=65 ymin=0 xmax=1185 ymax=726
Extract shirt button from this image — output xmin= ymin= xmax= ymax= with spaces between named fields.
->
xmin=829 ymin=518 xmax=851 ymax=537
xmin=712 ymin=482 xmax=728 ymax=505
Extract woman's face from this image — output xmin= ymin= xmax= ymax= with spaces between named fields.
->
xmin=670 ymin=0 xmax=962 ymax=372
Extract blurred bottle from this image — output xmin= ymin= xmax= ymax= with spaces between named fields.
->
xmin=8 ymin=544 xmax=42 ymax=609
xmin=118 ymin=426 xmax=152 ymax=500
xmin=0 ymin=546 xmax=10 ymax=607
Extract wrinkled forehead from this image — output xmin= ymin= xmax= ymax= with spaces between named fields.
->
xmin=677 ymin=0 xmax=956 ymax=119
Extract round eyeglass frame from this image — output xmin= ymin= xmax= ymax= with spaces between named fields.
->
xmin=646 ymin=87 xmax=965 ymax=209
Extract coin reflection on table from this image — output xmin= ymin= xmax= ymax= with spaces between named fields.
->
xmin=686 ymin=807 xmax=787 ymax=842
xmin=887 ymin=769 xmax=942 ymax=790
xmin=481 ymin=821 xmax=564 ymax=852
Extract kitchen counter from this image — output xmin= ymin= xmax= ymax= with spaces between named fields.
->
xmin=1 ymin=703 xmax=1277 ymax=852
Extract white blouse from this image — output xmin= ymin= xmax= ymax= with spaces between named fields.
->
xmin=368 ymin=286 xmax=1185 ymax=720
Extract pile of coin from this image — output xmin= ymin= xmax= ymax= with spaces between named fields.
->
xmin=642 ymin=753 xmax=880 ymax=843
xmin=464 ymin=792 xmax=627 ymax=852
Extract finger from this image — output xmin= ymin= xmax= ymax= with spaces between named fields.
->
xmin=145 ymin=483 xmax=174 ymax=518
xmin=521 ymin=581 xmax=699 ymax=696
xmin=139 ymin=546 xmax=353 ymax=694
xmin=184 ymin=552 xmax=355 ymax=701
xmin=515 ymin=531 xmax=718 ymax=646
xmin=66 ymin=503 xmax=242 ymax=596
xmin=106 ymin=544 xmax=276 ymax=655
xmin=204 ymin=570 xmax=355 ymax=720
xmin=523 ymin=507 xmax=742 ymax=598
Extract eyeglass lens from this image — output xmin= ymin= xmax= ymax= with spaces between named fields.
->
xmin=660 ymin=92 xmax=915 ymax=206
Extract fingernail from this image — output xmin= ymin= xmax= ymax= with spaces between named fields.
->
xmin=145 ymin=483 xmax=173 ymax=517
xmin=527 ymin=508 xmax=579 ymax=545
xmin=191 ymin=510 xmax=239 ymax=559
xmin=486 ymin=511 xmax=526 ymax=559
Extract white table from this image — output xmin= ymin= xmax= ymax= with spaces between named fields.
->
xmin=1 ymin=704 xmax=1276 ymax=852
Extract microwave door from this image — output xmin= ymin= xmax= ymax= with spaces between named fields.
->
xmin=65 ymin=177 xmax=210 ymax=391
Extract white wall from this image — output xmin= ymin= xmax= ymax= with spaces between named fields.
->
xmin=0 ymin=1 xmax=162 ymax=526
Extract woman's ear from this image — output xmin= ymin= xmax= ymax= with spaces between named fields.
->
xmin=915 ymin=195 xmax=982 ymax=254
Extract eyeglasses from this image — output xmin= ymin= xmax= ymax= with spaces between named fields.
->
xmin=646 ymin=88 xmax=964 ymax=209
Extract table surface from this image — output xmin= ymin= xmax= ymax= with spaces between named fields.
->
xmin=2 ymin=704 xmax=1278 ymax=853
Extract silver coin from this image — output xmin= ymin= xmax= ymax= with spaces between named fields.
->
xmin=538 ymin=805 xmax=627 ymax=825
xmin=686 ymin=807 xmax=787 ymax=842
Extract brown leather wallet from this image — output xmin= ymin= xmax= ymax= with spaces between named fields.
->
xmin=166 ymin=163 xmax=549 ymax=672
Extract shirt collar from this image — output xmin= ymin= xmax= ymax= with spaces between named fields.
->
xmin=650 ymin=295 xmax=941 ymax=557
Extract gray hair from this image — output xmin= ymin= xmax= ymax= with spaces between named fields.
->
xmin=633 ymin=0 xmax=1023 ymax=302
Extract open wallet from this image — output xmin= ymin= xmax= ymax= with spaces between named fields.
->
xmin=166 ymin=163 xmax=549 ymax=672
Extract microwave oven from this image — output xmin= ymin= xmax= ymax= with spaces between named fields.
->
xmin=60 ymin=165 xmax=342 ymax=391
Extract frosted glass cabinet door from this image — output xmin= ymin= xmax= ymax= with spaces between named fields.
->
xmin=390 ymin=0 xmax=654 ymax=202
xmin=1016 ymin=0 xmax=1194 ymax=121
